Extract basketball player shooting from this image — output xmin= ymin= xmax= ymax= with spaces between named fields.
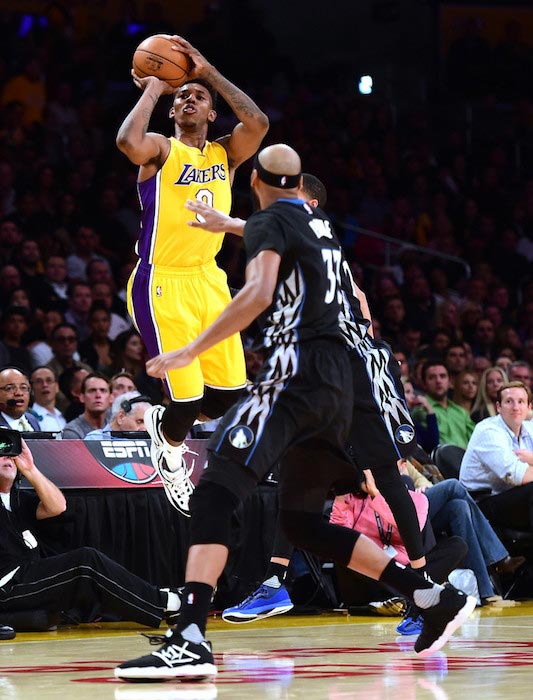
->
xmin=116 ymin=35 xmax=269 ymax=517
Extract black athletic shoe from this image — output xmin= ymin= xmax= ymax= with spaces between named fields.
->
xmin=0 ymin=625 xmax=15 ymax=640
xmin=414 ymin=583 xmax=477 ymax=657
xmin=115 ymin=629 xmax=216 ymax=681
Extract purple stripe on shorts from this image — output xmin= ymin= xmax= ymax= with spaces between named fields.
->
xmin=131 ymin=263 xmax=160 ymax=360
xmin=137 ymin=177 xmax=157 ymax=262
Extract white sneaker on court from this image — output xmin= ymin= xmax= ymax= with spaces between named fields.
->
xmin=145 ymin=405 xmax=195 ymax=517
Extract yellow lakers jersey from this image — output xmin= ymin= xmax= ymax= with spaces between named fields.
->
xmin=136 ymin=137 xmax=231 ymax=267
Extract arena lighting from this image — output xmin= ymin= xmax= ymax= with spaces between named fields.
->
xmin=358 ymin=75 xmax=373 ymax=95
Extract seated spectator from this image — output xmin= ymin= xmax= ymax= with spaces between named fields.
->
xmin=0 ymin=306 xmax=33 ymax=376
xmin=61 ymin=372 xmax=111 ymax=439
xmin=495 ymin=354 xmax=513 ymax=375
xmin=444 ymin=342 xmax=468 ymax=384
xmin=90 ymin=281 xmax=131 ymax=340
xmin=58 ymin=366 xmax=89 ymax=422
xmin=402 ymin=378 xmax=439 ymax=453
xmin=411 ymin=360 xmax=475 ymax=449
xmin=472 ymin=354 xmax=492 ymax=380
xmin=27 ymin=308 xmax=65 ymax=368
xmin=451 ymin=370 xmax=478 ymax=415
xmin=471 ymin=366 xmax=508 ymax=423
xmin=0 ymin=438 xmax=181 ymax=628
xmin=110 ymin=371 xmax=137 ymax=400
xmin=78 ymin=302 xmax=114 ymax=377
xmin=508 ymin=360 xmax=532 ymax=390
xmin=399 ymin=458 xmax=523 ymax=603
xmin=84 ymin=391 xmax=152 ymax=440
xmin=29 ymin=366 xmax=65 ymax=433
xmin=331 ymin=468 xmax=465 ymax=578
xmin=460 ymin=381 xmax=533 ymax=534
xmin=111 ymin=329 xmax=163 ymax=405
xmin=65 ymin=224 xmax=105 ymax=282
xmin=392 ymin=349 xmax=410 ymax=379
xmin=331 ymin=468 xmax=467 ymax=634
xmin=46 ymin=322 xmax=93 ymax=413
xmin=0 ymin=264 xmax=22 ymax=308
xmin=64 ymin=281 xmax=92 ymax=343
xmin=0 ymin=367 xmax=40 ymax=431
xmin=86 ymin=258 xmax=128 ymax=319
xmin=29 ymin=255 xmax=69 ymax=313
xmin=379 ymin=295 xmax=407 ymax=347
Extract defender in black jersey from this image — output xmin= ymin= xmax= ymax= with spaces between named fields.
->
xmin=116 ymin=145 xmax=477 ymax=682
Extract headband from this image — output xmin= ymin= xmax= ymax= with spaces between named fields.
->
xmin=254 ymin=156 xmax=301 ymax=189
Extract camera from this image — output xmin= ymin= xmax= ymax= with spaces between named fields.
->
xmin=0 ymin=428 xmax=22 ymax=456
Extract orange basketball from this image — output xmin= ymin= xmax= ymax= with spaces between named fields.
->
xmin=132 ymin=34 xmax=192 ymax=88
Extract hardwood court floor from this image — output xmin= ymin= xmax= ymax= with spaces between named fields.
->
xmin=2 ymin=603 xmax=533 ymax=700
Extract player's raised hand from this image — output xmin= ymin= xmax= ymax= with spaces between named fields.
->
xmin=131 ymin=70 xmax=175 ymax=95
xmin=168 ymin=36 xmax=211 ymax=79
xmin=146 ymin=347 xmax=197 ymax=377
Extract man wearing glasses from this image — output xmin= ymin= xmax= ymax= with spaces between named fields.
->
xmin=0 ymin=367 xmax=39 ymax=431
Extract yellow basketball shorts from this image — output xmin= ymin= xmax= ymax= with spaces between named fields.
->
xmin=128 ymin=259 xmax=246 ymax=401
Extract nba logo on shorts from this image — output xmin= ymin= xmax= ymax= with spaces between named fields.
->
xmin=395 ymin=424 xmax=415 ymax=445
xmin=229 ymin=425 xmax=254 ymax=449
xmin=156 ymin=285 xmax=162 ymax=297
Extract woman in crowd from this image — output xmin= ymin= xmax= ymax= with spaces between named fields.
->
xmin=111 ymin=329 xmax=163 ymax=405
xmin=470 ymin=365 xmax=508 ymax=423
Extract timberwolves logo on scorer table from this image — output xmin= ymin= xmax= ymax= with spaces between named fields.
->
xmin=84 ymin=439 xmax=157 ymax=484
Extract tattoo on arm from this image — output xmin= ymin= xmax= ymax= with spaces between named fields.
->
xmin=209 ymin=74 xmax=260 ymax=119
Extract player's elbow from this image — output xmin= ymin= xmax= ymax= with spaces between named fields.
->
xmin=255 ymin=111 xmax=270 ymax=136
xmin=116 ymin=130 xmax=148 ymax=164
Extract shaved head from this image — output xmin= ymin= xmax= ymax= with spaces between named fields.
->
xmin=258 ymin=144 xmax=301 ymax=176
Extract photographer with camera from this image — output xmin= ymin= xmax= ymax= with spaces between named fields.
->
xmin=0 ymin=431 xmax=181 ymax=634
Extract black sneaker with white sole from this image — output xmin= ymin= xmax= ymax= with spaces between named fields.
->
xmin=115 ymin=629 xmax=216 ymax=682
xmin=415 ymin=583 xmax=477 ymax=657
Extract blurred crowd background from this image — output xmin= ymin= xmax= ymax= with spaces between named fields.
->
xmin=0 ymin=1 xmax=533 ymax=411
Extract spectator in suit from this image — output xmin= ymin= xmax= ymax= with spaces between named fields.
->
xmin=0 ymin=367 xmax=40 ymax=431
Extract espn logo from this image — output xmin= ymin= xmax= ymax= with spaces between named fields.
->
xmin=100 ymin=440 xmax=151 ymax=459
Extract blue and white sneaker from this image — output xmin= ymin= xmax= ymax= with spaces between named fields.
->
xmin=222 ymin=584 xmax=294 ymax=623
xmin=396 ymin=613 xmax=424 ymax=636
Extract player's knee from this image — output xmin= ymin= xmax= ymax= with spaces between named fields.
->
xmin=162 ymin=400 xmax=203 ymax=442
xmin=201 ymin=387 xmax=243 ymax=420
xmin=189 ymin=480 xmax=241 ymax=547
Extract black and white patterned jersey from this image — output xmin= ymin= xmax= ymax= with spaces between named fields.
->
xmin=244 ymin=198 xmax=370 ymax=349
